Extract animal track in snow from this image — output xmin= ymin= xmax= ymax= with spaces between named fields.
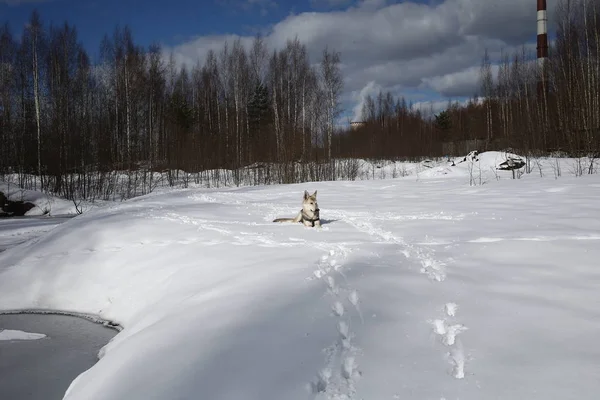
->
xmin=326 ymin=276 xmax=339 ymax=295
xmin=446 ymin=341 xmax=466 ymax=379
xmin=342 ymin=356 xmax=361 ymax=380
xmin=348 ymin=290 xmax=363 ymax=324
xmin=332 ymin=301 xmax=345 ymax=317
xmin=324 ymin=209 xmax=467 ymax=387
xmin=337 ymin=321 xmax=350 ymax=340
xmin=420 ymin=258 xmax=447 ymax=282
xmin=429 ymin=303 xmax=469 ymax=379
xmin=309 ymin=368 xmax=332 ymax=394
xmin=327 ymin=210 xmax=450 ymax=285
xmin=429 ymin=319 xmax=468 ymax=346
xmin=444 ymin=303 xmax=458 ymax=317
xmin=443 ymin=324 xmax=468 ymax=346
xmin=309 ymin=246 xmax=362 ymax=399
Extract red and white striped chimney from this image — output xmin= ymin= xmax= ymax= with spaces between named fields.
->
xmin=537 ymin=0 xmax=548 ymax=95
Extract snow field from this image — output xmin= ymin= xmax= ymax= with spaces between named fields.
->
xmin=0 ymin=151 xmax=599 ymax=399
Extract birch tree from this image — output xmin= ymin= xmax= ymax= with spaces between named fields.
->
xmin=320 ymin=47 xmax=343 ymax=170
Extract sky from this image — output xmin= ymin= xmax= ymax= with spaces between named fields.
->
xmin=1 ymin=0 xmax=558 ymax=124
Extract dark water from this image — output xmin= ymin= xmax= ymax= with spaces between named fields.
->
xmin=0 ymin=313 xmax=118 ymax=400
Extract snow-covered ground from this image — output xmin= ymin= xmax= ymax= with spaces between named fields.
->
xmin=0 ymin=215 xmax=74 ymax=253
xmin=1 ymin=152 xmax=599 ymax=399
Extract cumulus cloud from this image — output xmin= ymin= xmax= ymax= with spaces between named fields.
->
xmin=166 ymin=0 xmax=559 ymax=122
xmin=350 ymin=80 xmax=382 ymax=121
xmin=421 ymin=66 xmax=483 ymax=98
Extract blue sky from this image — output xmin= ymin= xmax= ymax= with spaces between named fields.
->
xmin=1 ymin=0 xmax=365 ymax=57
xmin=1 ymin=0 xmax=553 ymax=122
xmin=1 ymin=0 xmax=291 ymax=59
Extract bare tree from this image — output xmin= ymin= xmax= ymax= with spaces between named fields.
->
xmin=320 ymin=47 xmax=343 ymax=174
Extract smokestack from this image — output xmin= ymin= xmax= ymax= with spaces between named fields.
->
xmin=537 ymin=0 xmax=548 ymax=96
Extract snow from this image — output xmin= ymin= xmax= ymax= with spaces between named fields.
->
xmin=0 ymin=182 xmax=86 ymax=216
xmin=0 ymin=151 xmax=599 ymax=399
xmin=0 ymin=215 xmax=74 ymax=253
xmin=0 ymin=329 xmax=46 ymax=341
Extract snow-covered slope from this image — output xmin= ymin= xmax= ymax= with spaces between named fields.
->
xmin=1 ymin=157 xmax=600 ymax=400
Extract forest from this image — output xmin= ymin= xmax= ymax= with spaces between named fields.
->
xmin=0 ymin=0 xmax=599 ymax=201
xmin=353 ymin=0 xmax=600 ymax=160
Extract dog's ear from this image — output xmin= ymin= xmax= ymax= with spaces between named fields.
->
xmin=312 ymin=190 xmax=317 ymax=198
xmin=303 ymin=190 xmax=309 ymax=200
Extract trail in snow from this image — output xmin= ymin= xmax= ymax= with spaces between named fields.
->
xmin=309 ymin=247 xmax=363 ymax=399
xmin=325 ymin=208 xmax=468 ymax=384
xmin=429 ymin=303 xmax=469 ymax=380
xmin=326 ymin=209 xmax=448 ymax=282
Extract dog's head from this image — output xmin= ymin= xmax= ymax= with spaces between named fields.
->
xmin=302 ymin=190 xmax=319 ymax=217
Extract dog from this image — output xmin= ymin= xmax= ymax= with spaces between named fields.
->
xmin=273 ymin=190 xmax=321 ymax=227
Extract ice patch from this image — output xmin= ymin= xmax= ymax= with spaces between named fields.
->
xmin=0 ymin=329 xmax=46 ymax=341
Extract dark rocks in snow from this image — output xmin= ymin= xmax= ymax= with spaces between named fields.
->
xmin=465 ymin=150 xmax=479 ymax=162
xmin=450 ymin=150 xmax=478 ymax=166
xmin=497 ymin=157 xmax=526 ymax=171
xmin=0 ymin=192 xmax=36 ymax=217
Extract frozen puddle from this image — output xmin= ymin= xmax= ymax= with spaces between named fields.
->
xmin=0 ymin=329 xmax=47 ymax=341
xmin=0 ymin=313 xmax=117 ymax=400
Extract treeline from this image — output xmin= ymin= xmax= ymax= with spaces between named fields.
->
xmin=0 ymin=11 xmax=344 ymax=199
xmin=337 ymin=93 xmax=446 ymax=159
xmin=344 ymin=0 xmax=600 ymax=159
xmin=2 ymin=0 xmax=599 ymax=202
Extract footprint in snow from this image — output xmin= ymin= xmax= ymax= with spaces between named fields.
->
xmin=429 ymin=303 xmax=469 ymax=379
xmin=332 ymin=301 xmax=345 ymax=317
xmin=308 ymin=368 xmax=332 ymax=394
xmin=445 ymin=302 xmax=458 ymax=317
xmin=420 ymin=258 xmax=447 ymax=282
xmin=446 ymin=341 xmax=466 ymax=379
xmin=348 ymin=289 xmax=364 ymax=324
xmin=429 ymin=318 xmax=468 ymax=346
xmin=337 ymin=321 xmax=350 ymax=340
xmin=342 ymin=356 xmax=362 ymax=380
xmin=326 ymin=276 xmax=339 ymax=294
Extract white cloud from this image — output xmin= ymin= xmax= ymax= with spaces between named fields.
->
xmin=166 ymin=0 xmax=559 ymax=122
xmin=421 ymin=66 xmax=482 ymax=98
xmin=350 ymin=80 xmax=382 ymax=121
